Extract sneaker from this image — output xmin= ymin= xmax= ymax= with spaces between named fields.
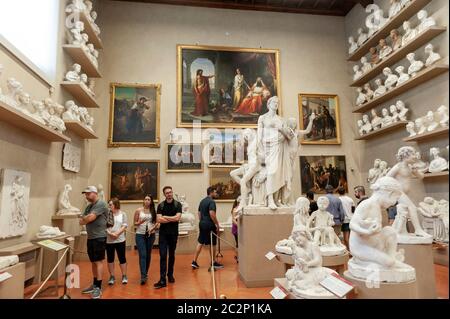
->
xmin=153 ymin=280 xmax=167 ymax=289
xmin=213 ymin=262 xmax=224 ymax=269
xmin=191 ymin=261 xmax=199 ymax=269
xmin=140 ymin=278 xmax=147 ymax=285
xmin=122 ymin=275 xmax=128 ymax=284
xmin=108 ymin=275 xmax=115 ymax=286
xmin=91 ymin=287 xmax=102 ymax=299
xmin=168 ymin=276 xmax=175 ymax=283
xmin=81 ymin=285 xmax=94 ymax=294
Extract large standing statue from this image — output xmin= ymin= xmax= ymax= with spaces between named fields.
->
xmin=348 ymin=177 xmax=416 ymax=282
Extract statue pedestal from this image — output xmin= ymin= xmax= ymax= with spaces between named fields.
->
xmin=399 ymin=243 xmax=437 ymax=299
xmin=73 ymin=233 xmax=90 ymax=262
xmin=323 ymin=252 xmax=349 ymax=275
xmin=238 ymin=207 xmax=294 ymax=287
xmin=0 ymin=262 xmax=25 ymax=299
xmin=343 ymin=271 xmax=418 ymax=299
xmin=52 ymin=214 xmax=81 ymax=237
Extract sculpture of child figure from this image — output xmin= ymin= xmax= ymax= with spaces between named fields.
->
xmin=285 ymin=225 xmax=338 ymax=299
xmin=348 ymin=176 xmax=416 ymax=283
xmin=307 ymin=196 xmax=347 ymax=256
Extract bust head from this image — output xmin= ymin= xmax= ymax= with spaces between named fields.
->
xmin=383 ymin=67 xmax=392 ymax=76
xmin=406 ymin=121 xmax=415 ymax=131
xmin=437 ymin=105 xmax=448 ymax=115
xmin=390 ymin=29 xmax=399 ymax=39
xmin=65 ymin=100 xmax=76 ymax=111
xmin=317 ymin=196 xmax=330 ymax=211
xmin=91 ymin=11 xmax=98 ymax=20
xmin=426 ymin=111 xmax=434 ymax=122
xmin=363 ymin=114 xmax=370 ymax=123
xmin=357 ymin=119 xmax=363 ymax=127
xmin=32 ymin=100 xmax=45 ymax=112
xmin=7 ymin=78 xmax=22 ymax=92
xmin=396 ymin=100 xmax=405 ymax=109
xmin=382 ymin=108 xmax=389 ymax=117
xmin=417 ymin=9 xmax=428 ymax=20
xmin=375 ymin=79 xmax=383 ymax=86
xmin=85 ymin=0 xmax=93 ymax=12
xmin=353 ymin=65 xmax=360 ymax=72
xmin=423 ymin=197 xmax=436 ymax=205
xmin=73 ymin=63 xmax=81 ymax=73
xmin=373 ymin=158 xmax=381 ymax=167
xmin=267 ymin=96 xmax=279 ymax=112
xmin=430 ymin=147 xmax=440 ymax=158
xmin=361 ymin=56 xmax=368 ymax=64
xmin=357 ymin=87 xmax=363 ymax=93
xmin=295 ymin=197 xmax=310 ymax=216
xmin=18 ymin=91 xmax=31 ymax=105
xmin=364 ymin=83 xmax=372 ymax=90
xmin=370 ymin=47 xmax=377 ymax=55
xmin=80 ymin=73 xmax=88 ymax=83
xmin=395 ymin=65 xmax=405 ymax=74
xmin=82 ymin=33 xmax=89 ymax=43
xmin=371 ymin=109 xmax=378 ymax=117
xmin=396 ymin=146 xmax=417 ymax=163
xmin=379 ymin=161 xmax=388 ymax=170
xmin=370 ymin=176 xmax=402 ymax=209
xmin=390 ymin=104 xmax=397 ymax=113
xmin=403 ymin=21 xmax=411 ymax=31
xmin=74 ymin=21 xmax=84 ymax=31
xmin=87 ymin=43 xmax=95 ymax=52
xmin=379 ymin=38 xmax=387 ymax=47
xmin=406 ymin=52 xmax=416 ymax=62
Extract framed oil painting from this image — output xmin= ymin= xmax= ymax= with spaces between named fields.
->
xmin=166 ymin=143 xmax=203 ymax=172
xmin=177 ymin=45 xmax=281 ymax=128
xmin=206 ymin=130 xmax=248 ymax=166
xmin=298 ymin=94 xmax=341 ymax=145
xmin=109 ymin=160 xmax=159 ymax=203
xmin=108 ymin=83 xmax=161 ymax=147
xmin=209 ymin=166 xmax=241 ymax=202
xmin=299 ymin=156 xmax=348 ymax=194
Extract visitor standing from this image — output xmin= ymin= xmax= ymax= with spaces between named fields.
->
xmin=337 ymin=187 xmax=355 ymax=250
xmin=324 ymin=185 xmax=345 ymax=236
xmin=354 ymin=186 xmax=368 ymax=206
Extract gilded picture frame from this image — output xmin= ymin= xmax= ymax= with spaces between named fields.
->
xmin=209 ymin=165 xmax=241 ymax=202
xmin=166 ymin=143 xmax=204 ymax=173
xmin=108 ymin=83 xmax=161 ymax=148
xmin=298 ymin=93 xmax=341 ymax=145
xmin=177 ymin=44 xmax=282 ymax=128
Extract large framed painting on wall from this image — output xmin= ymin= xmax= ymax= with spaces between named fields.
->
xmin=298 ymin=94 xmax=341 ymax=145
xmin=209 ymin=166 xmax=241 ymax=202
xmin=109 ymin=160 xmax=159 ymax=203
xmin=166 ymin=143 xmax=203 ymax=172
xmin=177 ymin=45 xmax=281 ymax=128
xmin=108 ymin=83 xmax=161 ymax=147
xmin=299 ymin=156 xmax=348 ymax=194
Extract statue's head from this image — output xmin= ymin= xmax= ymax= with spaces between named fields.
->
xmin=242 ymin=128 xmax=255 ymax=142
xmin=267 ymin=96 xmax=279 ymax=112
xmin=406 ymin=121 xmax=415 ymax=131
xmin=395 ymin=65 xmax=404 ymax=74
xmin=417 ymin=9 xmax=427 ymax=20
xmin=396 ymin=100 xmax=405 ymax=109
xmin=295 ymin=197 xmax=310 ymax=215
xmin=317 ymin=196 xmax=330 ymax=211
xmin=379 ymin=161 xmax=388 ymax=170
xmin=396 ymin=146 xmax=417 ymax=163
xmin=437 ymin=105 xmax=448 ymax=114
xmin=383 ymin=67 xmax=391 ymax=75
xmin=406 ymin=53 xmax=415 ymax=61
xmin=403 ymin=21 xmax=410 ymax=30
xmin=291 ymin=225 xmax=312 ymax=246
xmin=370 ymin=176 xmax=402 ymax=208
xmin=424 ymin=197 xmax=435 ymax=205
xmin=374 ymin=158 xmax=381 ymax=167
xmin=430 ymin=147 xmax=440 ymax=157
xmin=424 ymin=43 xmax=434 ymax=54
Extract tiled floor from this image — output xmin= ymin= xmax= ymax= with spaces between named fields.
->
xmin=25 ymin=249 xmax=448 ymax=299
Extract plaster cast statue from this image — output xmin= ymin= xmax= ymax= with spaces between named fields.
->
xmin=361 ymin=114 xmax=373 ymax=134
xmin=396 ymin=100 xmax=409 ymax=121
xmin=418 ymin=197 xmax=448 ymax=242
xmin=0 ymin=78 xmax=22 ymax=108
xmin=353 ymin=65 xmax=363 ymax=81
xmin=62 ymin=100 xmax=80 ymax=121
xmin=368 ymin=159 xmax=382 ymax=184
xmin=428 ymin=147 xmax=448 ymax=173
xmin=390 ymin=104 xmax=400 ymax=122
xmin=36 ymin=226 xmax=66 ymax=239
xmin=56 ymin=184 xmax=81 ymax=216
xmin=370 ymin=109 xmax=383 ymax=130
xmin=276 ymin=197 xmax=311 ymax=255
xmin=90 ymin=11 xmax=101 ymax=35
xmin=381 ymin=108 xmax=393 ymax=127
xmin=357 ymin=28 xmax=368 ymax=46
xmin=424 ymin=43 xmax=442 ymax=67
xmin=348 ymin=36 xmax=358 ymax=55
xmin=65 ymin=63 xmax=81 ymax=82
xmin=307 ymin=197 xmax=346 ymax=256
xmin=389 ymin=0 xmax=402 ymax=18
xmin=402 ymin=21 xmax=417 ymax=46
xmin=44 ymin=98 xmax=66 ymax=133
xmin=417 ymin=9 xmax=436 ymax=33
xmin=88 ymin=79 xmax=96 ymax=97
xmin=360 ymin=56 xmax=372 ymax=73
xmin=97 ymin=184 xmax=105 ymax=202
xmin=379 ymin=38 xmax=393 ymax=59
xmin=176 ymin=194 xmax=196 ymax=232
xmin=78 ymin=106 xmax=89 ymax=125
xmin=379 ymin=161 xmax=391 ymax=179
xmin=357 ymin=120 xmax=365 ymax=136
xmin=80 ymin=73 xmax=95 ymax=97
xmin=348 ymin=176 xmax=416 ymax=282
xmin=62 ymin=143 xmax=81 ymax=173
xmin=415 ymin=117 xmax=427 ymax=135
xmin=407 ymin=53 xmax=424 ymax=77
xmin=85 ymin=0 xmax=93 ymax=14
xmin=395 ymin=65 xmax=410 ymax=85
xmin=390 ymin=29 xmax=402 ymax=51
xmin=356 ymin=87 xmax=367 ymax=106
xmin=85 ymin=114 xmax=94 ymax=131
xmin=437 ymin=105 xmax=449 ymax=128
xmin=406 ymin=121 xmax=417 ymax=137
xmin=364 ymin=83 xmax=374 ymax=100
xmin=69 ymin=21 xmax=85 ymax=46
xmin=0 ymin=255 xmax=19 ymax=271
xmin=369 ymin=47 xmax=380 ymax=65
xmin=285 ymin=226 xmax=338 ymax=299
xmin=425 ymin=110 xmax=439 ymax=132
xmin=32 ymin=100 xmax=50 ymax=125
xmin=383 ymin=67 xmax=399 ymax=90
xmin=366 ymin=6 xmax=388 ymax=36
xmin=16 ymin=91 xmax=34 ymax=117
xmin=87 ymin=44 xmax=99 ymax=68
xmin=65 ymin=0 xmax=87 ymax=13
xmin=373 ymin=79 xmax=387 ymax=98
xmin=387 ymin=146 xmax=433 ymax=243
xmin=409 ymin=151 xmax=428 ymax=174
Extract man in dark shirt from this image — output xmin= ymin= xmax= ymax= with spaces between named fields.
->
xmin=354 ymin=186 xmax=368 ymax=206
xmin=154 ymin=186 xmax=182 ymax=289
xmin=306 ymin=191 xmax=318 ymax=215
xmin=191 ymin=187 xmax=224 ymax=271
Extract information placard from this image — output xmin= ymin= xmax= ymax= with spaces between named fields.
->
xmin=270 ymin=286 xmax=287 ymax=299
xmin=36 ymin=239 xmax=68 ymax=252
xmin=265 ymin=251 xmax=276 ymax=260
xmin=320 ymin=273 xmax=354 ymax=298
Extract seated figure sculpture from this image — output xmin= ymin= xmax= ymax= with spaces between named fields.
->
xmin=56 ymin=184 xmax=81 ymax=215
xmin=428 ymin=147 xmax=448 ymax=173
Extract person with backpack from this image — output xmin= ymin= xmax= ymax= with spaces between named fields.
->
xmin=106 ymin=197 xmax=128 ymax=286
xmin=79 ymin=186 xmax=108 ymax=299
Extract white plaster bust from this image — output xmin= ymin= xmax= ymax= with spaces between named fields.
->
xmin=348 ymin=36 xmax=358 ymax=55
xmin=390 ymin=29 xmax=402 ymax=51
xmin=307 ymin=196 xmax=347 ymax=256
xmin=437 ymin=105 xmax=449 ymax=128
xmin=88 ymin=79 xmax=96 ymax=97
xmin=364 ymin=83 xmax=374 ymax=100
xmin=390 ymin=104 xmax=400 ymax=122
xmin=85 ymin=0 xmax=93 ymax=14
xmin=36 ymin=226 xmax=66 ymax=239
xmin=368 ymin=158 xmax=382 ymax=184
xmin=412 ymin=151 xmax=429 ymax=174
xmin=357 ymin=28 xmax=368 ymax=46
xmin=417 ymin=9 xmax=436 ymax=33
xmin=56 ymin=184 xmax=81 ymax=216
xmin=16 ymin=91 xmax=33 ymax=117
xmin=0 ymin=78 xmax=23 ymax=108
xmin=356 ymin=87 xmax=367 ymax=106
xmin=70 ymin=21 xmax=85 ymax=46
xmin=361 ymin=114 xmax=373 ymax=134
xmin=381 ymin=108 xmax=393 ymax=127
xmin=383 ymin=67 xmax=399 ymax=90
xmin=62 ymin=100 xmax=80 ymax=121
xmin=357 ymin=120 xmax=364 ymax=136
xmin=348 ymin=176 xmax=416 ymax=283
xmin=418 ymin=197 xmax=439 ymax=218
xmin=44 ymin=98 xmax=67 ymax=133
xmin=425 ymin=43 xmax=442 ymax=67
xmin=396 ymin=100 xmax=409 ymax=121
xmin=373 ymin=78 xmax=387 ymax=97
xmin=402 ymin=21 xmax=417 ymax=46
xmin=395 ymin=65 xmax=410 ymax=85
xmin=370 ymin=109 xmax=383 ymax=130
xmin=32 ymin=100 xmax=51 ymax=125
xmin=379 ymin=38 xmax=393 ymax=59
xmin=366 ymin=6 xmax=388 ymax=36
xmin=406 ymin=121 xmax=416 ymax=137
xmin=78 ymin=106 xmax=89 ymax=124
xmin=353 ymin=65 xmax=363 ymax=81
xmin=425 ymin=110 xmax=439 ymax=132
xmin=87 ymin=44 xmax=99 ymax=68
xmin=90 ymin=11 xmax=101 ymax=35
xmin=389 ymin=0 xmax=402 ymax=18
xmin=415 ymin=117 xmax=426 ymax=135
xmin=379 ymin=161 xmax=390 ymax=179
xmin=360 ymin=56 xmax=372 ymax=73
xmin=428 ymin=147 xmax=447 ymax=173
xmin=407 ymin=52 xmax=424 ymax=77
xmin=65 ymin=63 xmax=81 ymax=82
xmin=65 ymin=0 xmax=87 ymax=13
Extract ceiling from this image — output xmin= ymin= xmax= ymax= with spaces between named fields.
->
xmin=114 ymin=0 xmax=374 ymax=16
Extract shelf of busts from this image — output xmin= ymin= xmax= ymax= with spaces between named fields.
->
xmin=403 ymin=126 xmax=449 ymax=142
xmin=79 ymin=10 xmax=103 ymax=49
xmin=423 ymin=171 xmax=449 ymax=179
xmin=351 ymin=26 xmax=447 ymax=87
xmin=353 ymin=62 xmax=449 ymax=113
xmin=347 ymin=0 xmax=432 ymax=61
xmin=64 ymin=121 xmax=98 ymax=139
xmin=355 ymin=121 xmax=408 ymax=140
xmin=60 ymin=82 xmax=99 ymax=108
xmin=62 ymin=45 xmax=101 ymax=78
xmin=0 ymin=100 xmax=71 ymax=142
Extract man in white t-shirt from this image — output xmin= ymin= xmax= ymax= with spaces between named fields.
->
xmin=337 ymin=187 xmax=355 ymax=250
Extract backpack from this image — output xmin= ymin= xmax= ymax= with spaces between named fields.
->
xmin=106 ymin=209 xmax=115 ymax=228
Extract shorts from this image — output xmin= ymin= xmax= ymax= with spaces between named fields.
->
xmin=87 ymin=237 xmax=106 ymax=262
xmin=198 ymin=223 xmax=217 ymax=246
xmin=341 ymin=223 xmax=350 ymax=232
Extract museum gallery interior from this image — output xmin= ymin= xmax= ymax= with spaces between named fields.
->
xmin=0 ymin=0 xmax=448 ymax=300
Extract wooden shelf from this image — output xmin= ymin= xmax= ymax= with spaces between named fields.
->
xmin=353 ymin=63 xmax=449 ymax=113
xmin=403 ymin=126 xmax=449 ymax=142
xmin=423 ymin=171 xmax=449 ymax=178
xmin=355 ymin=121 xmax=408 ymax=140
xmin=347 ymin=0 xmax=432 ymax=61
xmin=351 ymin=26 xmax=447 ymax=87
xmin=79 ymin=11 xmax=103 ymax=49
xmin=0 ymin=100 xmax=71 ymax=142
xmin=62 ymin=45 xmax=101 ymax=78
xmin=60 ymin=82 xmax=99 ymax=108
xmin=64 ymin=121 xmax=98 ymax=139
